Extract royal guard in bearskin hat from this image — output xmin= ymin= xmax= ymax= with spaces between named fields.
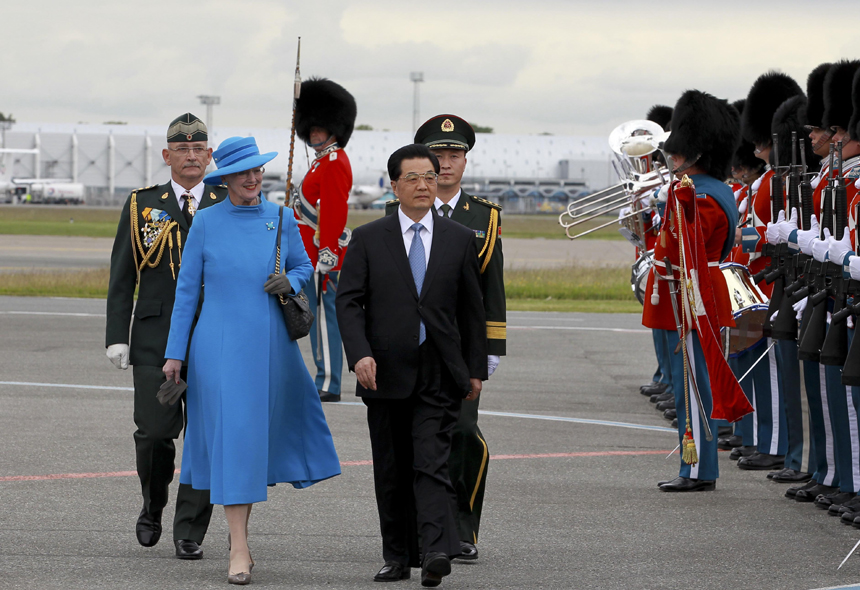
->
xmin=642 ymin=89 xmax=752 ymax=492
xmin=293 ymin=77 xmax=357 ymax=403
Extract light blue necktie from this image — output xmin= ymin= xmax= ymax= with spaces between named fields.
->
xmin=408 ymin=222 xmax=426 ymax=344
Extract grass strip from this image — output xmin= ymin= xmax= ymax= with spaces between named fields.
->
xmin=0 ymin=268 xmax=112 ymax=298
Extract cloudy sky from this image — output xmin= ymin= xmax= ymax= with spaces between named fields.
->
xmin=3 ymin=0 xmax=859 ymax=137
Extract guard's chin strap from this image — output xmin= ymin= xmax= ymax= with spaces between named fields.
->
xmin=309 ymin=134 xmax=335 ymax=148
xmin=672 ymin=153 xmax=702 ymax=176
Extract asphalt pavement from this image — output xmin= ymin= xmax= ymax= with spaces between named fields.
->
xmin=1 ymin=296 xmax=860 ymax=589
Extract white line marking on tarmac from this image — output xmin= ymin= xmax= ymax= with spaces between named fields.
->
xmin=0 ymin=311 xmax=104 ymax=317
xmin=508 ymin=325 xmax=649 ymax=334
xmin=0 ymin=381 xmax=675 ymax=433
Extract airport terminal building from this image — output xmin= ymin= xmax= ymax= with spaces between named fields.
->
xmin=1 ymin=122 xmax=615 ymax=211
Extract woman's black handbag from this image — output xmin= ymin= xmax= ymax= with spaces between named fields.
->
xmin=274 ymin=206 xmax=315 ymax=340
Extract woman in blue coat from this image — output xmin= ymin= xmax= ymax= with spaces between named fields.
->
xmin=163 ymin=136 xmax=340 ymax=584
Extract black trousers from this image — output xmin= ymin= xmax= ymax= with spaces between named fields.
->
xmin=133 ymin=365 xmax=213 ymax=543
xmin=448 ymin=395 xmax=489 ymax=543
xmin=364 ymin=343 xmax=462 ymax=567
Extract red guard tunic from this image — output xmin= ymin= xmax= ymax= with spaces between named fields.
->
xmin=727 ymin=184 xmax=751 ymax=265
xmin=642 ymin=181 xmax=734 ymax=331
xmin=839 ymin=156 xmax=860 ymax=249
xmin=295 ymin=147 xmax=353 ymax=271
xmin=739 ymin=169 xmax=776 ymax=297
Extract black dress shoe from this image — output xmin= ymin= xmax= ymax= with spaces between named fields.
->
xmin=374 ymin=561 xmax=410 ymax=582
xmin=319 ymin=391 xmax=341 ymax=402
xmin=671 ymin=418 xmax=678 ymax=428
xmin=816 ymin=491 xmax=855 ymax=510
xmin=663 ymin=408 xmax=677 ymax=420
xmin=737 ymin=453 xmax=785 ymax=471
xmin=659 ymin=476 xmax=716 ymax=492
xmin=852 ymin=513 xmax=860 ymax=529
xmin=641 ymin=382 xmax=668 ymax=396
xmin=717 ymin=435 xmax=743 ymax=450
xmin=174 ymin=539 xmax=203 ymax=559
xmin=640 ymin=380 xmax=660 ymax=392
xmin=136 ymin=508 xmax=162 ymax=547
xmin=786 ymin=479 xmax=818 ymax=498
xmin=717 ymin=426 xmax=733 ymax=437
xmin=421 ymin=553 xmax=451 ymax=587
xmin=455 ymin=541 xmax=478 ymax=562
xmin=831 ymin=495 xmax=860 ymax=516
xmin=655 ymin=399 xmax=676 ymax=411
xmin=770 ymin=468 xmax=812 ymax=483
xmin=729 ymin=446 xmax=756 ymax=460
xmin=795 ymin=484 xmax=838 ymax=502
xmin=650 ymin=391 xmax=674 ymax=403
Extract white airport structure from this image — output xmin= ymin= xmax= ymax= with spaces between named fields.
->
xmin=0 ymin=122 xmax=617 ymax=211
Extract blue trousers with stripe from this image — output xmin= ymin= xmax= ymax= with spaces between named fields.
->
xmin=652 ymin=329 xmax=673 ymax=392
xmin=804 ymin=359 xmax=835 ymax=486
xmin=777 ymin=340 xmax=802 ymax=467
xmin=664 ymin=329 xmax=718 ymax=481
xmin=749 ymin=339 xmax=787 ymax=456
xmin=306 ymin=272 xmax=343 ymax=397
xmin=827 ymin=327 xmax=860 ymax=493
xmin=729 ymin=348 xmax=756 ymax=446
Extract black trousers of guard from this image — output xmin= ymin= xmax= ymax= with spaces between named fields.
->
xmin=448 ymin=395 xmax=489 ymax=544
xmin=364 ymin=342 xmax=462 ymax=567
xmin=133 ymin=365 xmax=213 ymax=543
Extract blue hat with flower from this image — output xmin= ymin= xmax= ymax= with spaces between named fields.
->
xmin=203 ymin=136 xmax=278 ymax=185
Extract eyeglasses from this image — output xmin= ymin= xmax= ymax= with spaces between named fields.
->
xmin=398 ymin=172 xmax=438 ymax=185
xmin=168 ymin=147 xmax=208 ymax=155
xmin=235 ymin=167 xmax=265 ymax=179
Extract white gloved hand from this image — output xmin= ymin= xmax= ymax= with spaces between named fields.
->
xmin=829 ymin=227 xmax=852 ymax=265
xmin=792 ymin=297 xmax=808 ymax=321
xmin=766 ymin=210 xmax=785 ymax=244
xmin=106 ymin=343 xmax=129 ymax=370
xmin=797 ymin=215 xmax=820 ymax=256
xmin=315 ymin=260 xmax=334 ymax=274
xmin=849 ymin=256 xmax=860 ymax=281
xmin=812 ymin=228 xmax=832 ymax=263
xmin=618 ymin=206 xmax=631 ymax=220
xmin=850 ymin=315 xmax=855 ymax=330
xmin=738 ymin=197 xmax=749 ymax=217
xmin=657 ymin=183 xmax=669 ymax=203
xmin=777 ymin=208 xmax=799 ymax=244
xmin=488 ymin=355 xmax=500 ymax=377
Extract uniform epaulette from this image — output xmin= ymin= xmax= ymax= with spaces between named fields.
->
xmin=135 ymin=184 xmax=159 ymax=193
xmin=385 ymin=198 xmax=400 ymax=206
xmin=470 ymin=195 xmax=502 ymax=211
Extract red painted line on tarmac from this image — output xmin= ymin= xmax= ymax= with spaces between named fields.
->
xmin=0 ymin=451 xmax=667 ymax=482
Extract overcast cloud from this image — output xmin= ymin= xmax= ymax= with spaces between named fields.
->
xmin=3 ymin=0 xmax=859 ymax=136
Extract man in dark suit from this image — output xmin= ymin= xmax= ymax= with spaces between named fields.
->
xmin=105 ymin=113 xmax=227 ymax=559
xmin=336 ymin=144 xmax=487 ymax=587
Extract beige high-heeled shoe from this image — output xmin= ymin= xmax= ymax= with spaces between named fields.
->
xmin=227 ymin=554 xmax=253 ymax=585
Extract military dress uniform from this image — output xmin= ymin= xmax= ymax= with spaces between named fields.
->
xmin=106 ymin=168 xmax=227 ymax=546
xmin=293 ymin=77 xmax=357 ymax=402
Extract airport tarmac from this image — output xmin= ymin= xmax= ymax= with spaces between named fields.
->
xmin=0 ymin=234 xmax=632 ymax=272
xmin=1 ymin=295 xmax=859 ymax=589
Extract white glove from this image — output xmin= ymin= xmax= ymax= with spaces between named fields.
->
xmin=618 ymin=206 xmax=631 ymax=220
xmin=657 ymin=183 xmax=669 ymax=203
xmin=766 ymin=210 xmax=785 ymax=244
xmin=106 ymin=343 xmax=129 ymax=370
xmin=315 ymin=260 xmax=334 ymax=274
xmin=849 ymin=256 xmax=860 ymax=281
xmin=738 ymin=197 xmax=749 ymax=217
xmin=829 ymin=227 xmax=852 ymax=265
xmin=488 ymin=355 xmax=500 ymax=377
xmin=797 ymin=215 xmax=820 ymax=256
xmin=812 ymin=228 xmax=832 ymax=263
xmin=777 ymin=208 xmax=799 ymax=244
xmin=850 ymin=315 xmax=855 ymax=330
xmin=792 ymin=297 xmax=807 ymax=321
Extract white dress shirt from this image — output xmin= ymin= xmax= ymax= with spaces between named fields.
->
xmin=170 ymin=180 xmax=204 ymax=211
xmin=434 ymin=189 xmax=461 ymax=217
xmin=398 ymin=207 xmax=433 ymax=266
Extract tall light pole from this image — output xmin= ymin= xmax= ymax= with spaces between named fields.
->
xmin=197 ymin=95 xmax=221 ymax=135
xmin=410 ymin=72 xmax=424 ymax=135
xmin=0 ymin=119 xmax=12 ymax=149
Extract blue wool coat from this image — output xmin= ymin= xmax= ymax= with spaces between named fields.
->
xmin=165 ymin=198 xmax=340 ymax=505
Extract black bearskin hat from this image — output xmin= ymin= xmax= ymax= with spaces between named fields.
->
xmin=731 ymin=99 xmax=762 ymax=172
xmin=663 ymin=89 xmax=740 ymax=180
xmin=742 ymin=70 xmax=803 ymax=146
xmin=806 ymin=63 xmax=832 ymax=129
xmin=848 ymin=68 xmax=860 ymax=141
xmin=771 ymin=95 xmax=821 ymax=170
xmin=646 ymin=105 xmax=673 ymax=132
xmin=295 ymin=77 xmax=357 ymax=148
xmin=823 ymin=60 xmax=860 ymax=131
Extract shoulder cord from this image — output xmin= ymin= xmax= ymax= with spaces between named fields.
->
xmin=130 ymin=194 xmax=181 ymax=279
xmin=479 ymin=208 xmax=499 ymax=274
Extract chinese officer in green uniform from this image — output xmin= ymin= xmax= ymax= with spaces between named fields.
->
xmin=386 ymin=114 xmax=506 ymax=560
xmin=105 ymin=113 xmax=228 ymax=559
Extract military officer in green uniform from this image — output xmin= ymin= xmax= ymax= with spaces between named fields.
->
xmin=105 ymin=113 xmax=228 ymax=559
xmin=386 ymin=114 xmax=505 ymax=561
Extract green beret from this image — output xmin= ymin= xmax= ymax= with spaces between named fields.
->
xmin=414 ymin=114 xmax=475 ymax=152
xmin=167 ymin=112 xmax=208 ymax=143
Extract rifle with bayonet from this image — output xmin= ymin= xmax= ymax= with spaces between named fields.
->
xmin=771 ymin=132 xmax=803 ymax=339
xmin=820 ymin=141 xmax=850 ymax=365
xmin=840 ymin=198 xmax=860 ymax=384
xmin=798 ymin=143 xmax=837 ymax=361
xmin=759 ymin=133 xmax=786 ymax=337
